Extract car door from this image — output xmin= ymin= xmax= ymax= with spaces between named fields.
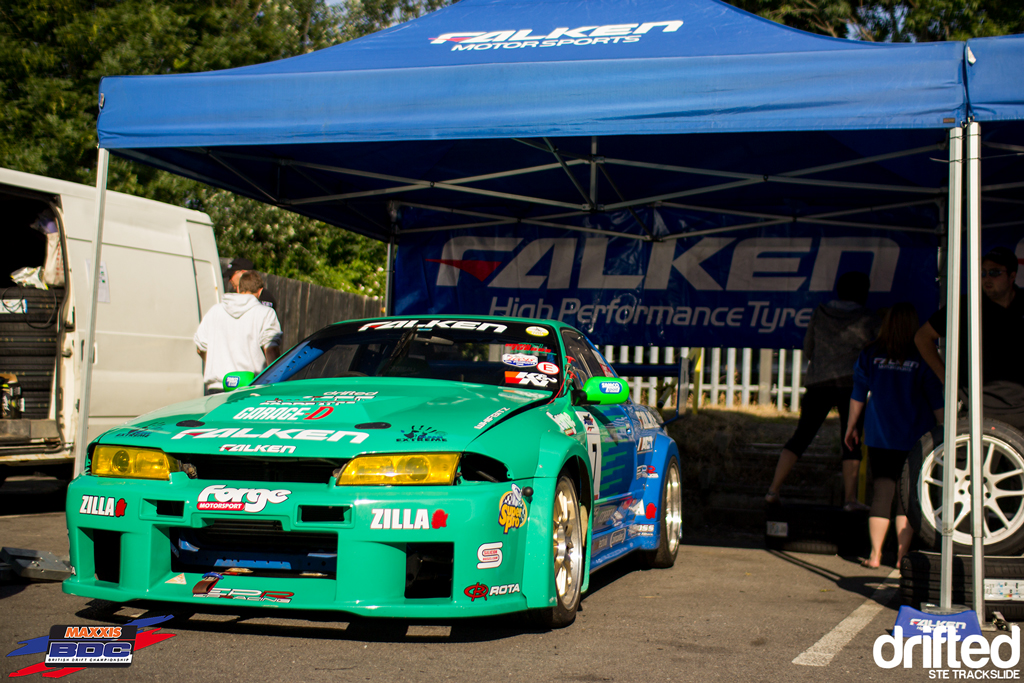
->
xmin=560 ymin=330 xmax=639 ymax=548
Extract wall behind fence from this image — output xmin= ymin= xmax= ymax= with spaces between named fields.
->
xmin=261 ymin=273 xmax=383 ymax=351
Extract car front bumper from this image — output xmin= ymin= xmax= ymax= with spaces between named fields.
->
xmin=63 ymin=473 xmax=559 ymax=619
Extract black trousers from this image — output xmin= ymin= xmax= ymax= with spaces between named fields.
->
xmin=784 ymin=385 xmax=860 ymax=461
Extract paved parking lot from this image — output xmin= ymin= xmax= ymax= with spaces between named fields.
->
xmin=0 ymin=478 xmax=1014 ymax=683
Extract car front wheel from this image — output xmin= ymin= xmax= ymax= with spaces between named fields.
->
xmin=527 ymin=474 xmax=584 ymax=629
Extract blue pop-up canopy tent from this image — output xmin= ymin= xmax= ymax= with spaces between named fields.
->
xmin=96 ymin=0 xmax=972 ymax=246
xmin=81 ymin=0 xmax=1024 ymax=619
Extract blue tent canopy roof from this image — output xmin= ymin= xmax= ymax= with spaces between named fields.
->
xmin=966 ymin=34 xmax=1024 ymax=123
xmin=97 ymin=0 xmax=969 ymax=150
xmin=95 ymin=0 xmax=1022 ymax=244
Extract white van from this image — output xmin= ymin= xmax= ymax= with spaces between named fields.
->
xmin=0 ymin=167 xmax=221 ymax=479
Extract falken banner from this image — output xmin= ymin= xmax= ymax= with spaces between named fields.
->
xmin=394 ymin=213 xmax=939 ymax=348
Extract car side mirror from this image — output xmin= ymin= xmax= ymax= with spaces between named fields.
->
xmin=580 ymin=377 xmax=628 ymax=405
xmin=571 ymin=388 xmax=593 ymax=406
xmin=223 ymin=371 xmax=256 ymax=392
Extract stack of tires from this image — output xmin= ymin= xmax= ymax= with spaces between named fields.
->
xmin=899 ymin=419 xmax=1024 ymax=616
xmin=900 ymin=552 xmax=1024 ymax=620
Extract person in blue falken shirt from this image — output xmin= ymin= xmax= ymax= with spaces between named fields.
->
xmin=844 ymin=302 xmax=944 ymax=569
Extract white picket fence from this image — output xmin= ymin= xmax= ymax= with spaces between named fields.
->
xmin=604 ymin=346 xmax=806 ymax=412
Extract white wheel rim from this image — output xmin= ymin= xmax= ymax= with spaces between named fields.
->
xmin=551 ymin=479 xmax=582 ymax=609
xmin=665 ymin=463 xmax=682 ymax=554
xmin=919 ymin=434 xmax=1024 ymax=547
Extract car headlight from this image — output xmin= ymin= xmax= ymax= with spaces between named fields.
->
xmin=336 ymin=453 xmax=459 ymax=486
xmin=91 ymin=445 xmax=179 ymax=480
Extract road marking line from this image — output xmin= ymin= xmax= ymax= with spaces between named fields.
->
xmin=792 ymin=569 xmax=899 ymax=667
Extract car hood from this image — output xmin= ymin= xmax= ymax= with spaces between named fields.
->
xmin=101 ymin=378 xmax=553 ymax=458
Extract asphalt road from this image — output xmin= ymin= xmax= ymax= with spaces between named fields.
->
xmin=1 ymin=477 xmax=1016 ymax=683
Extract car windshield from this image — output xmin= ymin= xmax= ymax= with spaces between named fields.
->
xmin=255 ymin=318 xmax=564 ymax=392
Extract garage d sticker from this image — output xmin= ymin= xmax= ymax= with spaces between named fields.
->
xmin=498 ymin=483 xmax=527 ymax=533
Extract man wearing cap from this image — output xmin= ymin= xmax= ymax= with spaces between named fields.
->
xmin=915 ymin=246 xmax=1024 ymax=426
xmin=223 ymin=257 xmax=279 ymax=318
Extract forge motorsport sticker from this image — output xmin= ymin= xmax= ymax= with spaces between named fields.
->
xmin=196 ymin=485 xmax=290 ymax=513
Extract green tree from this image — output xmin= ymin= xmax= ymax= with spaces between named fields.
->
xmin=723 ymin=0 xmax=1024 ymax=41
xmin=0 ymin=0 xmax=399 ymax=295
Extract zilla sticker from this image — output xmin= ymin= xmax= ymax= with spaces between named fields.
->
xmin=370 ymin=508 xmax=447 ymax=529
xmin=80 ymin=496 xmax=126 ymax=518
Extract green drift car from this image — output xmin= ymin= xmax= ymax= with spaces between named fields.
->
xmin=65 ymin=317 xmax=682 ymax=628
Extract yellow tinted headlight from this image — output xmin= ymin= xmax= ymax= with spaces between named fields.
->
xmin=336 ymin=453 xmax=459 ymax=486
xmin=92 ymin=445 xmax=178 ymax=480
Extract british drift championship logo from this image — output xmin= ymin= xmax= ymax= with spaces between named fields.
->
xmin=430 ymin=21 xmax=682 ymax=52
xmin=5 ymin=615 xmax=175 ymax=677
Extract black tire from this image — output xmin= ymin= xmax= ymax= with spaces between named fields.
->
xmin=899 ymin=551 xmax=1024 ymax=620
xmin=766 ymin=538 xmax=840 ymax=555
xmin=526 ymin=474 xmax=584 ymax=629
xmin=902 ymin=419 xmax=1024 ymax=556
xmin=639 ymin=456 xmax=682 ymax=569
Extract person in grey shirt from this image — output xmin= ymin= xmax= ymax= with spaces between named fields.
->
xmin=766 ymin=271 xmax=879 ymax=510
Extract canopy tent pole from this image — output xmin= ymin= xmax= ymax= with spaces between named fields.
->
xmin=72 ymin=148 xmax=110 ymax=477
xmin=939 ymin=127 xmax=963 ymax=610
xmin=964 ymin=122 xmax=986 ymax=622
xmin=384 ymin=238 xmax=394 ymax=316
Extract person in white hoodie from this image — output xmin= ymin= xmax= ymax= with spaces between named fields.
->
xmin=195 ymin=271 xmax=282 ymax=395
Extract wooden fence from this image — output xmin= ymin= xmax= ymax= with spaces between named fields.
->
xmin=260 ymin=273 xmax=383 ymax=351
xmin=606 ymin=345 xmax=807 ymax=412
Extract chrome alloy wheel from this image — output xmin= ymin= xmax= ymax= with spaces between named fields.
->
xmin=920 ymin=433 xmax=1024 ymax=548
xmin=664 ymin=461 xmax=682 ymax=555
xmin=551 ymin=476 xmax=583 ymax=610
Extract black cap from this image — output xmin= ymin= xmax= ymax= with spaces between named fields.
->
xmin=224 ymin=257 xmax=255 ymax=280
xmin=982 ymin=246 xmax=1019 ymax=274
